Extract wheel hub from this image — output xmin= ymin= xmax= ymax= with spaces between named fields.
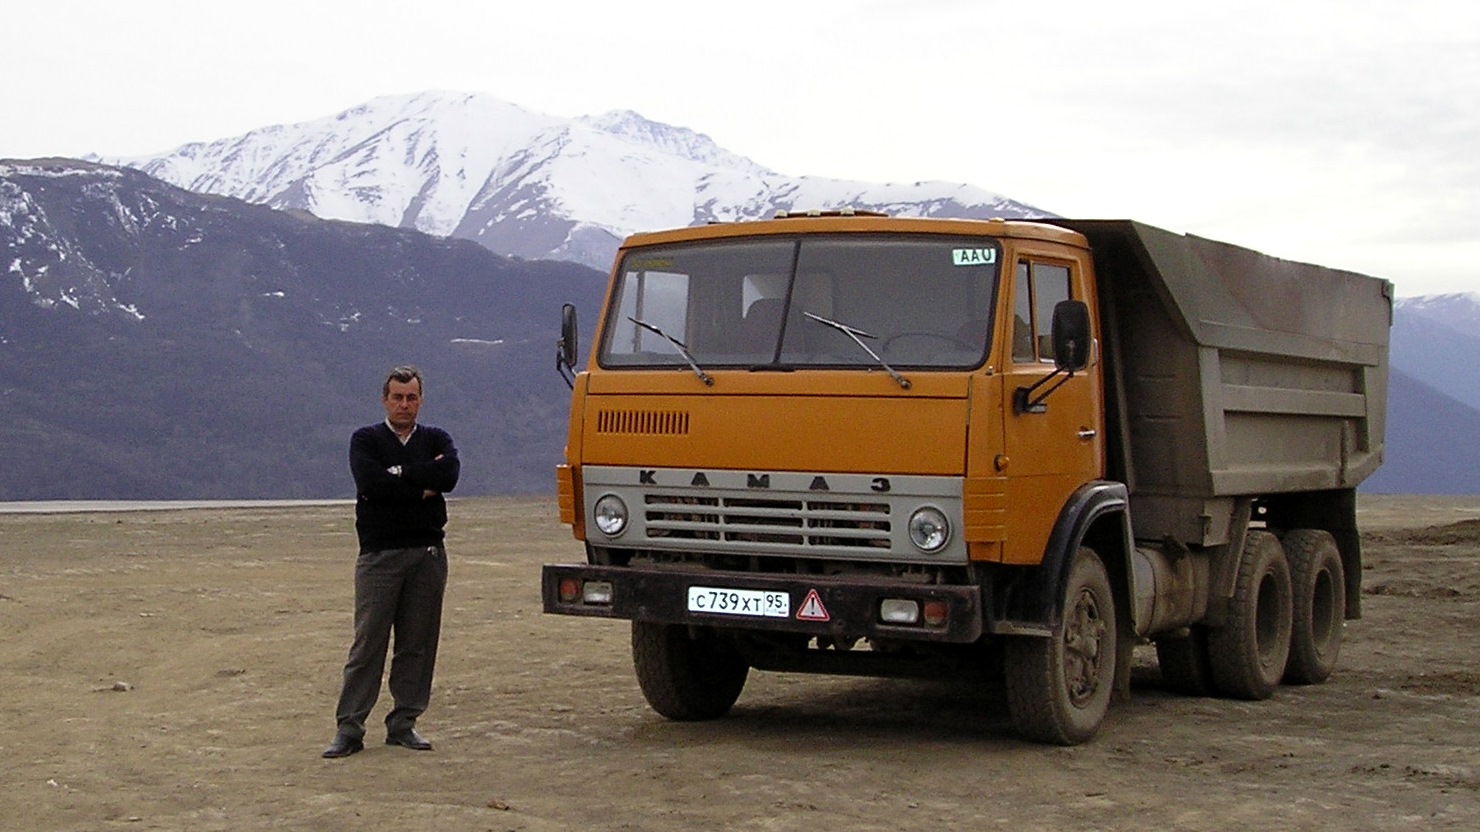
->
xmin=1064 ymin=587 xmax=1106 ymax=705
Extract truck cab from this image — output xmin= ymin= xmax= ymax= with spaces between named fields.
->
xmin=559 ymin=213 xmax=1102 ymax=569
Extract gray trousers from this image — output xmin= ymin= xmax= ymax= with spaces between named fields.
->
xmin=333 ymin=544 xmax=447 ymax=738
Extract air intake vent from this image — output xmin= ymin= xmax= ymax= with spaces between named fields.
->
xmin=596 ymin=409 xmax=690 ymax=436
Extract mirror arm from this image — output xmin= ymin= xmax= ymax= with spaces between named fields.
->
xmin=556 ymin=343 xmax=575 ymax=390
xmin=1013 ymin=367 xmax=1075 ymax=414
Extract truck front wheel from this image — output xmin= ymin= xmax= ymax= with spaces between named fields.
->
xmin=1207 ymin=530 xmax=1292 ymax=699
xmin=1281 ymin=529 xmax=1345 ymax=684
xmin=1005 ymin=547 xmax=1118 ymax=745
xmin=631 ymin=622 xmax=749 ymax=721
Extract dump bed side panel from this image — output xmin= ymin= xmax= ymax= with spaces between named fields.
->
xmin=1049 ymin=220 xmax=1392 ymax=543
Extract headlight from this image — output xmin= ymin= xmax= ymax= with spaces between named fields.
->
xmin=592 ymin=494 xmax=630 ymax=537
xmin=908 ymin=506 xmax=950 ymax=553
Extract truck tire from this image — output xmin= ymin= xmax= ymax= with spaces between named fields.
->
xmin=1207 ymin=530 xmax=1292 ymax=700
xmin=1281 ymin=528 xmax=1345 ymax=684
xmin=1154 ymin=625 xmax=1218 ymax=696
xmin=631 ymin=622 xmax=749 ymax=721
xmin=1005 ymin=548 xmax=1117 ymax=745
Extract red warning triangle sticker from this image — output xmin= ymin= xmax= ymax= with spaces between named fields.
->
xmin=796 ymin=589 xmax=830 ymax=622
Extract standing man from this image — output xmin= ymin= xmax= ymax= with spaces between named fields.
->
xmin=323 ymin=365 xmax=460 ymax=758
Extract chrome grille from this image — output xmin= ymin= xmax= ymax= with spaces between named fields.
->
xmin=645 ymin=493 xmax=891 ymax=548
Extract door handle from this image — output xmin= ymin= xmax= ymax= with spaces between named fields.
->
xmin=1076 ymin=428 xmax=1098 ymax=440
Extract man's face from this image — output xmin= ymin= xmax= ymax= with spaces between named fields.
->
xmin=383 ymin=378 xmax=422 ymax=431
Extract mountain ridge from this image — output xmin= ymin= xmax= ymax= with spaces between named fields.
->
xmin=1 ymin=157 xmax=603 ymax=500
xmin=97 ymin=91 xmax=1050 ymax=270
xmin=8 ymin=158 xmax=1478 ymax=497
xmin=7 ymin=84 xmax=1477 ymax=498
xmin=1391 ymin=293 xmax=1480 ymax=413
xmin=1362 ymin=368 xmax=1480 ymax=495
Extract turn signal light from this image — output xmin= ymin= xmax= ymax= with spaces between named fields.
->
xmin=923 ymin=600 xmax=948 ymax=628
xmin=558 ymin=577 xmax=580 ymax=602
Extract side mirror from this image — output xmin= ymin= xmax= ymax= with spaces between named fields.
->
xmin=559 ymin=303 xmax=579 ymax=368
xmin=1051 ymin=300 xmax=1091 ymax=372
xmin=1014 ymin=299 xmax=1092 ymax=414
xmin=557 ymin=303 xmax=579 ymax=389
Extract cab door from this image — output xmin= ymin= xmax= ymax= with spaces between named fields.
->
xmin=999 ymin=249 xmax=1104 ymax=565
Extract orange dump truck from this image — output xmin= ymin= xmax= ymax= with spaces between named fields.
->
xmin=542 ymin=213 xmax=1391 ymax=744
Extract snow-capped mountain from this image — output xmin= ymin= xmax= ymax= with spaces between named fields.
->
xmin=1391 ymin=292 xmax=1480 ymax=414
xmin=1367 ymin=291 xmax=1480 ymax=494
xmin=100 ymin=91 xmax=1049 ymax=269
xmin=1395 ymin=292 xmax=1480 ymax=334
xmin=8 ymin=155 xmax=1477 ymax=498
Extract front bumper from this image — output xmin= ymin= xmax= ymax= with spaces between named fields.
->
xmin=541 ymin=563 xmax=984 ymax=643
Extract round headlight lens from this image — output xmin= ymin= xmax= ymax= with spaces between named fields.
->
xmin=592 ymin=494 xmax=629 ymax=537
xmin=908 ymin=507 xmax=950 ymax=553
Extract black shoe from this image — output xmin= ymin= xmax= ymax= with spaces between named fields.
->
xmin=385 ymin=728 xmax=433 ymax=751
xmin=322 ymin=733 xmax=364 ymax=758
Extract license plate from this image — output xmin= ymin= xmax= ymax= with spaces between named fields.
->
xmin=687 ymin=586 xmax=790 ymax=618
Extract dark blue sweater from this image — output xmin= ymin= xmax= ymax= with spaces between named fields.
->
xmin=349 ymin=422 xmax=460 ymax=554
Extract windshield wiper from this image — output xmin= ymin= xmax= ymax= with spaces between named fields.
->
xmin=803 ymin=313 xmax=911 ymax=390
xmin=627 ymin=317 xmax=714 ymax=386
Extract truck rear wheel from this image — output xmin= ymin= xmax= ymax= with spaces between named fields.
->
xmin=1207 ymin=530 xmax=1292 ymax=700
xmin=631 ymin=622 xmax=749 ymax=721
xmin=1281 ymin=529 xmax=1345 ymax=684
xmin=1155 ymin=625 xmax=1218 ymax=696
xmin=1004 ymin=548 xmax=1117 ymax=745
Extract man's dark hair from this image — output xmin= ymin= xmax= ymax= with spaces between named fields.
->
xmin=382 ymin=365 xmax=423 ymax=397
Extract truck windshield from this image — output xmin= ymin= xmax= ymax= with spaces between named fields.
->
xmin=600 ymin=234 xmax=1000 ymax=370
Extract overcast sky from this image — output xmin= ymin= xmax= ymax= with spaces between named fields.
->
xmin=7 ymin=0 xmax=1476 ymax=297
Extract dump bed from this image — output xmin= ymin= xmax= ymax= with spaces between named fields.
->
xmin=1050 ymin=220 xmax=1392 ymax=543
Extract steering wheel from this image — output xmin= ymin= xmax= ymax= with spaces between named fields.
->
xmin=882 ymin=331 xmax=974 ymax=351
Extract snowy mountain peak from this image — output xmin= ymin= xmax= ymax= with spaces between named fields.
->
xmin=1395 ymin=292 xmax=1480 ymax=334
xmin=1396 ymin=291 xmax=1480 ymax=309
xmin=578 ymin=109 xmax=766 ymax=171
xmin=98 ymin=91 xmax=1050 ymax=269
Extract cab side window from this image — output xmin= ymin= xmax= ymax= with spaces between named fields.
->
xmin=1012 ymin=261 xmax=1072 ymax=363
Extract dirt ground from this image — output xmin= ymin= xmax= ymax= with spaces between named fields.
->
xmin=2 ymin=494 xmax=1478 ymax=831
